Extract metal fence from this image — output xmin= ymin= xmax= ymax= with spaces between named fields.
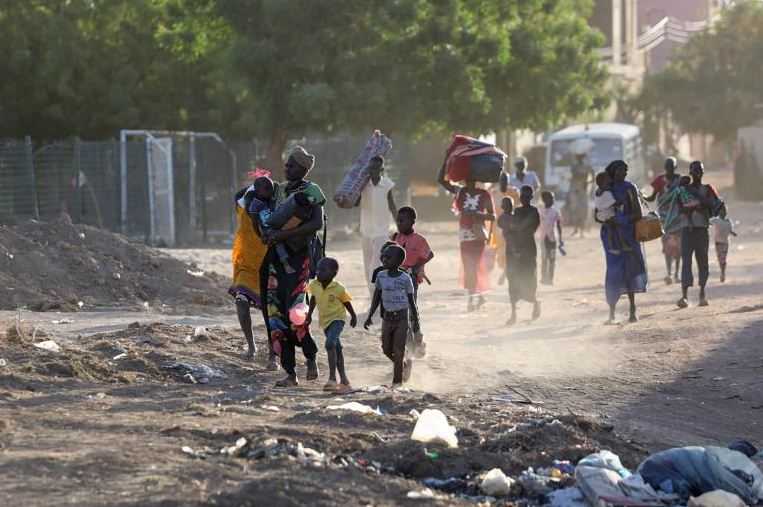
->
xmin=0 ymin=133 xmax=416 ymax=246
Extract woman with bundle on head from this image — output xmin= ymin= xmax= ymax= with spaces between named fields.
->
xmin=595 ymin=160 xmax=648 ymax=324
xmin=438 ymin=173 xmax=495 ymax=312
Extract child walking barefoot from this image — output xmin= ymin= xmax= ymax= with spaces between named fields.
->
xmin=364 ymin=245 xmax=420 ymax=385
xmin=306 ymin=258 xmax=357 ymax=393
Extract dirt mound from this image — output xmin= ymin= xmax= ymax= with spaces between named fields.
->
xmin=0 ymin=321 xmax=244 ymax=385
xmin=0 ymin=217 xmax=230 ymax=311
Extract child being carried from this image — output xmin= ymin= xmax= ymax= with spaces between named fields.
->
xmin=594 ymin=171 xmax=630 ymax=254
xmin=248 ymin=176 xmax=314 ymax=274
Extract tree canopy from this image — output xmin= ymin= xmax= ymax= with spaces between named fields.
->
xmin=639 ymin=1 xmax=763 ymax=140
xmin=0 ymin=0 xmax=608 ymax=160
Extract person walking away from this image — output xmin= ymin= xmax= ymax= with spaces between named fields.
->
xmin=596 ymin=160 xmax=647 ymax=324
xmin=263 ymin=146 xmax=326 ymax=387
xmin=677 ymin=161 xmax=722 ymax=308
xmin=437 ymin=166 xmax=496 ymax=311
xmin=509 ymin=156 xmax=541 ymax=196
xmin=364 ymin=245 xmax=420 ymax=386
xmin=497 ymin=196 xmax=515 ymax=309
xmin=391 ymin=206 xmax=433 ymax=357
xmin=492 ymin=174 xmax=520 ymax=284
xmin=306 ymin=257 xmax=357 ymax=393
xmin=358 ymin=156 xmax=397 ymax=298
xmin=538 ymin=190 xmax=564 ymax=285
xmin=709 ymin=204 xmax=736 ymax=283
xmin=645 ymin=157 xmax=682 ymax=284
xmin=504 ymin=186 xmax=541 ymax=325
xmin=567 ymin=153 xmax=594 ymax=237
xmin=230 ymin=178 xmax=271 ymax=363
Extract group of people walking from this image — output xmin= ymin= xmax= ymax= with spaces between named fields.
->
xmin=229 ymin=146 xmax=733 ymax=389
xmin=597 ymin=157 xmax=732 ymax=323
xmin=230 ymin=147 xmax=433 ymax=388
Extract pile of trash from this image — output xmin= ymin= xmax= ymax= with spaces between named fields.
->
xmin=211 ymin=404 xmax=763 ymax=506
xmin=0 ymin=218 xmax=229 ymax=311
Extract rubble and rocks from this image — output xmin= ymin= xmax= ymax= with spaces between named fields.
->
xmin=0 ymin=218 xmax=229 ymax=311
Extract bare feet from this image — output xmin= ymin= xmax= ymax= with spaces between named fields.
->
xmin=664 ymin=275 xmax=672 ymax=285
xmin=506 ymin=314 xmax=517 ymax=326
xmin=532 ymin=301 xmax=541 ymax=320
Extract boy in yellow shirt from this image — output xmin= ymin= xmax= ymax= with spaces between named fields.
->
xmin=307 ymin=257 xmax=357 ymax=392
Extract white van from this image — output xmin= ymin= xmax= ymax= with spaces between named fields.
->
xmin=545 ymin=123 xmax=646 ymax=197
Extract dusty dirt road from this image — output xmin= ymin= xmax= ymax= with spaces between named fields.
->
xmin=2 ymin=172 xmax=762 ymax=506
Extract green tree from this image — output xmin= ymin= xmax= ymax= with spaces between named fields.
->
xmin=0 ymin=0 xmax=222 ymax=140
xmin=640 ymin=1 xmax=763 ymax=140
xmin=216 ymin=0 xmax=607 ymax=166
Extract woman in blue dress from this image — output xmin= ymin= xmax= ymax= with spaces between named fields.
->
xmin=597 ymin=160 xmax=648 ymax=323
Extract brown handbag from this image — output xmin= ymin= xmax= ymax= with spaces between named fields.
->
xmin=635 ymin=212 xmax=664 ymax=242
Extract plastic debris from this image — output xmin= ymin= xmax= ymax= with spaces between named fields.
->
xmin=296 ymin=442 xmax=326 ymax=467
xmin=33 ymin=340 xmax=61 ymax=353
xmin=193 ymin=326 xmax=207 ymax=338
xmin=51 ymin=318 xmax=74 ymax=325
xmin=548 ymin=487 xmax=587 ymax=506
xmin=112 ymin=353 xmax=127 ymax=360
xmin=0 ymin=358 xmax=7 ymax=367
xmin=326 ymin=402 xmax=382 ymax=416
xmin=187 ymin=269 xmax=205 ymax=277
xmin=221 ymin=437 xmax=248 ymax=457
xmin=688 ymin=490 xmax=747 ymax=507
xmin=480 ymin=468 xmax=515 ymax=497
xmin=422 ymin=477 xmax=469 ymax=494
xmin=261 ymin=405 xmax=280 ymax=412
xmin=518 ymin=468 xmax=554 ymax=496
xmin=410 ymin=409 xmax=458 ymax=448
xmin=406 ymin=488 xmax=436 ymax=499
xmin=161 ymin=361 xmax=227 ymax=384
xmin=77 ymin=301 xmax=84 ymax=309
xmin=409 ymin=409 xmax=421 ymax=420
xmin=181 ymin=446 xmax=208 ymax=459
xmin=578 ymin=450 xmax=631 ymax=478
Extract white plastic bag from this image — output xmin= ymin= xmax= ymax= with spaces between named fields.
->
xmin=480 ymin=468 xmax=515 ymax=497
xmin=410 ymin=409 xmax=458 ymax=448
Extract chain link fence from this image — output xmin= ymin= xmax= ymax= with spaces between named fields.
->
xmin=0 ymin=133 xmax=417 ymax=246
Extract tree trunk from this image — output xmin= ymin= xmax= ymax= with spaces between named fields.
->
xmin=265 ymin=128 xmax=288 ymax=177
